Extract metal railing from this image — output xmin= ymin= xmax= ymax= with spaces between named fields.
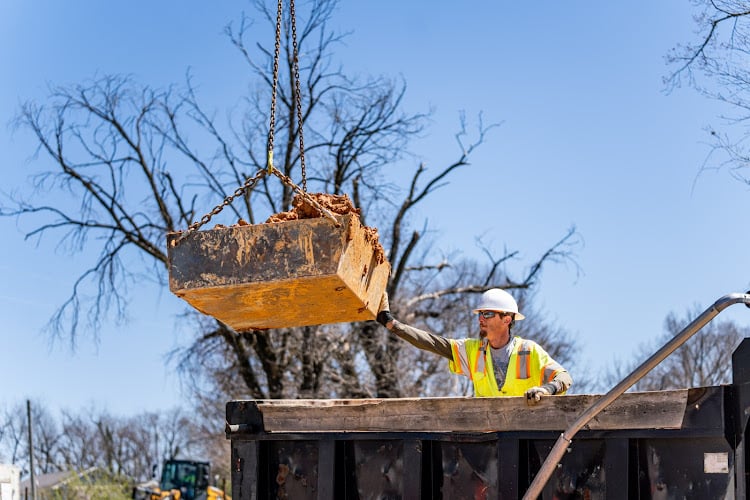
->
xmin=523 ymin=292 xmax=750 ymax=499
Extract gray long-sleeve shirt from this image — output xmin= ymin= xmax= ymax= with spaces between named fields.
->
xmin=390 ymin=320 xmax=453 ymax=358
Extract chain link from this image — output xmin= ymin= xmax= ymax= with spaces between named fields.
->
xmin=175 ymin=168 xmax=268 ymax=242
xmin=267 ymin=0 xmax=283 ymax=173
xmin=289 ymin=0 xmax=307 ymax=191
xmin=174 ymin=0 xmax=318 ymax=246
xmin=174 ymin=166 xmax=339 ymax=245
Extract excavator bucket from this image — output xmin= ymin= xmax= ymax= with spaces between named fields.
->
xmin=166 ymin=212 xmax=390 ymax=331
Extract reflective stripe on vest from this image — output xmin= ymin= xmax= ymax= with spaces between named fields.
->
xmin=452 ymin=342 xmax=466 ymax=375
xmin=515 ymin=340 xmax=532 ymax=380
xmin=473 ymin=342 xmax=487 ymax=380
xmin=541 ymin=361 xmax=564 ymax=385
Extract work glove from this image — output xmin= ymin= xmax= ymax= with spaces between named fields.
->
xmin=525 ymin=385 xmax=552 ymax=405
xmin=376 ymin=291 xmax=394 ymax=327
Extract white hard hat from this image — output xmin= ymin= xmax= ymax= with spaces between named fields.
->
xmin=472 ymin=288 xmax=525 ymax=320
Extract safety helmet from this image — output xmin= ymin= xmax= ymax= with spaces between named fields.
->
xmin=472 ymin=288 xmax=525 ymax=320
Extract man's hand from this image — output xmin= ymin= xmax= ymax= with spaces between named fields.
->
xmin=525 ymin=385 xmax=552 ymax=405
xmin=376 ymin=291 xmax=394 ymax=327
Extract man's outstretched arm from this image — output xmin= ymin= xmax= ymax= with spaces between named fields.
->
xmin=376 ymin=293 xmax=453 ymax=359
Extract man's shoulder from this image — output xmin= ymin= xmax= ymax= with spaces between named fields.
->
xmin=513 ymin=337 xmax=556 ymax=359
xmin=514 ymin=336 xmax=542 ymax=349
xmin=450 ymin=337 xmax=483 ymax=348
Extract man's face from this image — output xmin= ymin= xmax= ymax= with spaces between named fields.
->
xmin=477 ymin=310 xmax=511 ymax=346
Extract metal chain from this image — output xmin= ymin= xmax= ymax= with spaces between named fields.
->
xmin=174 ymin=0 xmax=318 ymax=246
xmin=289 ymin=0 xmax=307 ymax=191
xmin=175 ymin=168 xmax=268 ymax=242
xmin=267 ymin=0 xmax=283 ymax=173
xmin=175 ymin=165 xmax=338 ymax=246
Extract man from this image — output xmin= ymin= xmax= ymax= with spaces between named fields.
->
xmin=376 ymin=288 xmax=572 ymax=403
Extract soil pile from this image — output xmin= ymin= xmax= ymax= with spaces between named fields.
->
xmin=265 ymin=193 xmax=361 ymax=222
xmin=265 ymin=193 xmax=386 ymax=264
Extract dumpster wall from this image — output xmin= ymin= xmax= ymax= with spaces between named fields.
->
xmin=226 ymin=339 xmax=750 ymax=499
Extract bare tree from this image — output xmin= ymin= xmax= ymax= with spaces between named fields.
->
xmin=0 ymin=401 xmax=63 ymax=477
xmin=603 ymin=305 xmax=749 ymax=391
xmin=33 ymin=408 xmax=62 ymax=475
xmin=4 ymin=0 xmax=580 ymax=410
xmin=0 ymin=402 xmax=34 ymax=469
xmin=667 ymin=1 xmax=750 ymax=185
xmin=57 ymin=409 xmax=104 ymax=473
xmin=90 ymin=409 xmax=199 ymax=481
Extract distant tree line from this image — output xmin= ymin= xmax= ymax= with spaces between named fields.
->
xmin=0 ymin=402 xmax=229 ymax=488
xmin=603 ymin=306 xmax=750 ymax=392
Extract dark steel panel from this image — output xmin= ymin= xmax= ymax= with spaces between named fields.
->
xmin=602 ymin=438 xmax=628 ymax=500
xmin=402 ymin=439 xmax=423 ymax=500
xmin=498 ymin=438 xmax=520 ymax=499
xmin=316 ymin=440 xmax=335 ymax=500
xmin=636 ymin=437 xmax=733 ymax=499
xmin=682 ymin=387 xmax=726 ymax=432
xmin=439 ymin=440 xmax=498 ymax=499
xmin=232 ymin=440 xmax=258 ymax=500
xmin=732 ymin=338 xmax=750 ymax=386
xmin=732 ymin=339 xmax=750 ymax=498
xmin=353 ymin=440 xmax=405 ymax=499
xmin=265 ymin=440 xmax=321 ymax=499
xmin=529 ymin=439 xmax=609 ymax=499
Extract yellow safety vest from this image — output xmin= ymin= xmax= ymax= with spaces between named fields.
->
xmin=448 ymin=336 xmax=567 ymax=397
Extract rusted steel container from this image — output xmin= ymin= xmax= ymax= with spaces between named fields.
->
xmin=166 ymin=213 xmax=390 ymax=330
xmin=224 ymin=339 xmax=750 ymax=498
xmin=226 ymin=388 xmax=739 ymax=499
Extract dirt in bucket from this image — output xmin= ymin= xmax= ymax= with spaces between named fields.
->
xmin=263 ymin=193 xmax=386 ymax=265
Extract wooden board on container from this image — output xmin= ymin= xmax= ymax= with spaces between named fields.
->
xmin=228 ymin=390 xmax=691 ymax=433
xmin=167 ymin=213 xmax=390 ymax=330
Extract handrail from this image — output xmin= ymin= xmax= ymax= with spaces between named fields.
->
xmin=523 ymin=292 xmax=750 ymax=499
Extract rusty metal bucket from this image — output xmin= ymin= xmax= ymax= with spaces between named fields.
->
xmin=166 ymin=213 xmax=390 ymax=330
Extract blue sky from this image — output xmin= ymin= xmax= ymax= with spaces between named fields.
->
xmin=1 ymin=1 xmax=749 ymax=416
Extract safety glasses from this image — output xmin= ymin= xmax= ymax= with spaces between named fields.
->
xmin=477 ymin=311 xmax=500 ymax=319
